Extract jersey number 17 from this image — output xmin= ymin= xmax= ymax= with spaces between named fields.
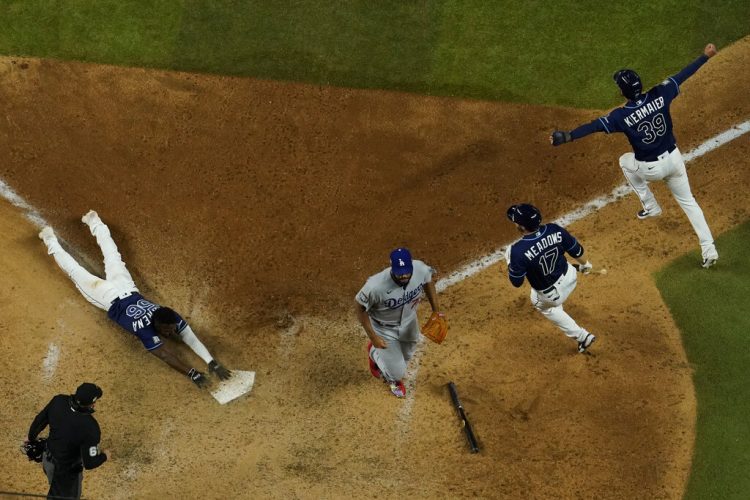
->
xmin=539 ymin=248 xmax=559 ymax=276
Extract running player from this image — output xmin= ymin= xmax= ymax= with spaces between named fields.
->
xmin=506 ymin=204 xmax=596 ymax=353
xmin=355 ymin=248 xmax=442 ymax=398
xmin=551 ymin=43 xmax=720 ymax=268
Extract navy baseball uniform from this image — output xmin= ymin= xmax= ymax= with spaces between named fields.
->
xmin=552 ymin=44 xmax=720 ymax=268
xmin=568 ymin=54 xmax=709 ymax=158
xmin=108 ymin=293 xmax=189 ymax=351
xmin=39 ymin=211 xmax=229 ymax=386
xmin=506 ymin=204 xmax=595 ymax=353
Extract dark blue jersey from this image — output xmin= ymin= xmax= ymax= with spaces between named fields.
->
xmin=599 ymin=83 xmax=678 ymax=160
xmin=106 ymin=293 xmax=188 ymax=350
xmin=570 ymin=54 xmax=709 ymax=161
xmin=508 ymin=223 xmax=584 ymax=290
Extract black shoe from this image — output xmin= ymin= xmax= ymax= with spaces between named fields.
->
xmin=636 ymin=208 xmax=662 ymax=220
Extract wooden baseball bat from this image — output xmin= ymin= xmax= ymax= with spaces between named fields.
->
xmin=447 ymin=382 xmax=479 ymax=453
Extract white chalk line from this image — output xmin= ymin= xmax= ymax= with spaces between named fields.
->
xmin=398 ymin=119 xmax=750 ymax=428
xmin=0 ymin=178 xmax=49 ymax=228
xmin=41 ymin=342 xmax=60 ymax=383
xmin=0 ymin=179 xmax=63 ymax=382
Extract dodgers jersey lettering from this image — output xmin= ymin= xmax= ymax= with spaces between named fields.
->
xmin=570 ymin=54 xmax=709 ymax=161
xmin=508 ymin=223 xmax=584 ymax=290
xmin=107 ymin=293 xmax=187 ymax=350
xmin=356 ymin=260 xmax=434 ymax=326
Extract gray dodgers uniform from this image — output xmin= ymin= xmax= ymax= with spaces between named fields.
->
xmin=356 ymin=259 xmax=434 ymax=381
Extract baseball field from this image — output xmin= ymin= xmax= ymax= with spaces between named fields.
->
xmin=1 ymin=2 xmax=749 ymax=498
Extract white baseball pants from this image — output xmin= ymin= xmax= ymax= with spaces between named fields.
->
xmin=42 ymin=216 xmax=138 ymax=310
xmin=619 ymin=148 xmax=718 ymax=261
xmin=530 ymin=264 xmax=590 ymax=343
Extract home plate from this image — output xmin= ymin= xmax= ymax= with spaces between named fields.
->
xmin=210 ymin=370 xmax=256 ymax=404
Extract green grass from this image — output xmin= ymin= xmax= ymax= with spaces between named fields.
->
xmin=1 ymin=1 xmax=748 ymax=107
xmin=655 ymin=221 xmax=750 ymax=500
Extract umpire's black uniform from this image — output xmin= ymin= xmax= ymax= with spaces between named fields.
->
xmin=28 ymin=383 xmax=108 ymax=499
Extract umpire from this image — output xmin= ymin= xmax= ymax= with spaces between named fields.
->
xmin=27 ymin=382 xmax=108 ymax=499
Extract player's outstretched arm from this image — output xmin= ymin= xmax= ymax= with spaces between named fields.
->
xmin=150 ymin=342 xmax=209 ymax=388
xmin=551 ymin=117 xmax=611 ymax=146
xmin=671 ymin=43 xmax=718 ymax=86
xmin=178 ymin=325 xmax=212 ymax=362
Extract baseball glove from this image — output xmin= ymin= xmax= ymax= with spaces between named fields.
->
xmin=21 ymin=438 xmax=46 ymax=462
xmin=422 ymin=312 xmax=448 ymax=344
xmin=550 ymin=130 xmax=572 ymax=146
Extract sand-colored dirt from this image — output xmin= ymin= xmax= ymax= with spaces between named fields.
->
xmin=1 ymin=37 xmax=749 ymax=498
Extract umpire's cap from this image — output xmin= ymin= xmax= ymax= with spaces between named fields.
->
xmin=613 ymin=69 xmax=643 ymax=100
xmin=75 ymin=383 xmax=103 ymax=406
xmin=507 ymin=204 xmax=542 ymax=231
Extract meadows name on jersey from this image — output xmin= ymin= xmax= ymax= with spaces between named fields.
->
xmin=522 ymin=231 xmax=564 ymax=261
xmin=508 ymin=223 xmax=584 ymax=291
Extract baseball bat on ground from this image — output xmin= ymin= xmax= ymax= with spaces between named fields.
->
xmin=447 ymin=382 xmax=479 ymax=453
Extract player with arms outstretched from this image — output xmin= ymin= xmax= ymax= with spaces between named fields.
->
xmin=551 ymin=43 xmax=720 ymax=268
xmin=38 ymin=211 xmax=232 ymax=388
xmin=506 ymin=204 xmax=596 ymax=353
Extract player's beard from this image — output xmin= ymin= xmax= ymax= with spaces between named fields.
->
xmin=391 ymin=272 xmax=412 ymax=287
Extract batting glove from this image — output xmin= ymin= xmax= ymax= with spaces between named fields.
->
xmin=187 ymin=368 xmax=209 ymax=388
xmin=577 ymin=261 xmax=593 ymax=275
xmin=208 ymin=360 xmax=232 ymax=381
xmin=550 ymin=130 xmax=572 ymax=146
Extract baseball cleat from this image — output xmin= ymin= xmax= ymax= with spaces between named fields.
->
xmin=366 ymin=342 xmax=381 ymax=378
xmin=38 ymin=226 xmax=55 ymax=242
xmin=81 ymin=210 xmax=100 ymax=226
xmin=388 ymin=380 xmax=406 ymax=398
xmin=701 ymin=257 xmax=718 ymax=269
xmin=577 ymin=333 xmax=596 ymax=353
xmin=636 ymin=208 xmax=662 ymax=220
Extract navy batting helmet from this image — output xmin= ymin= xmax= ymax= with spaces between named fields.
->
xmin=507 ymin=204 xmax=542 ymax=231
xmin=613 ymin=69 xmax=642 ymax=100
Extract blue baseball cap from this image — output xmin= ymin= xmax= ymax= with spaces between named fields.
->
xmin=390 ymin=248 xmax=413 ymax=276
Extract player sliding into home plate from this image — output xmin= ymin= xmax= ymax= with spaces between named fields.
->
xmin=38 ymin=210 xmax=254 ymax=403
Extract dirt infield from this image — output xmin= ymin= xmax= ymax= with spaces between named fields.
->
xmin=1 ymin=37 xmax=748 ymax=498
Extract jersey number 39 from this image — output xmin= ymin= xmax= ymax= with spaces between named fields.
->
xmin=638 ymin=113 xmax=667 ymax=144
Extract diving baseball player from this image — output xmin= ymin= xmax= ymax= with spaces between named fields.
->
xmin=355 ymin=248 xmax=442 ymax=398
xmin=551 ymin=43 xmax=720 ymax=268
xmin=506 ymin=204 xmax=596 ymax=353
xmin=38 ymin=211 xmax=232 ymax=388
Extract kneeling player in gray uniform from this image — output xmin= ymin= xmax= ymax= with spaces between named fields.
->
xmin=355 ymin=248 xmax=442 ymax=398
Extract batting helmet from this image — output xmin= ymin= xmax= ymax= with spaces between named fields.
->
xmin=507 ymin=204 xmax=542 ymax=231
xmin=613 ymin=69 xmax=643 ymax=100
